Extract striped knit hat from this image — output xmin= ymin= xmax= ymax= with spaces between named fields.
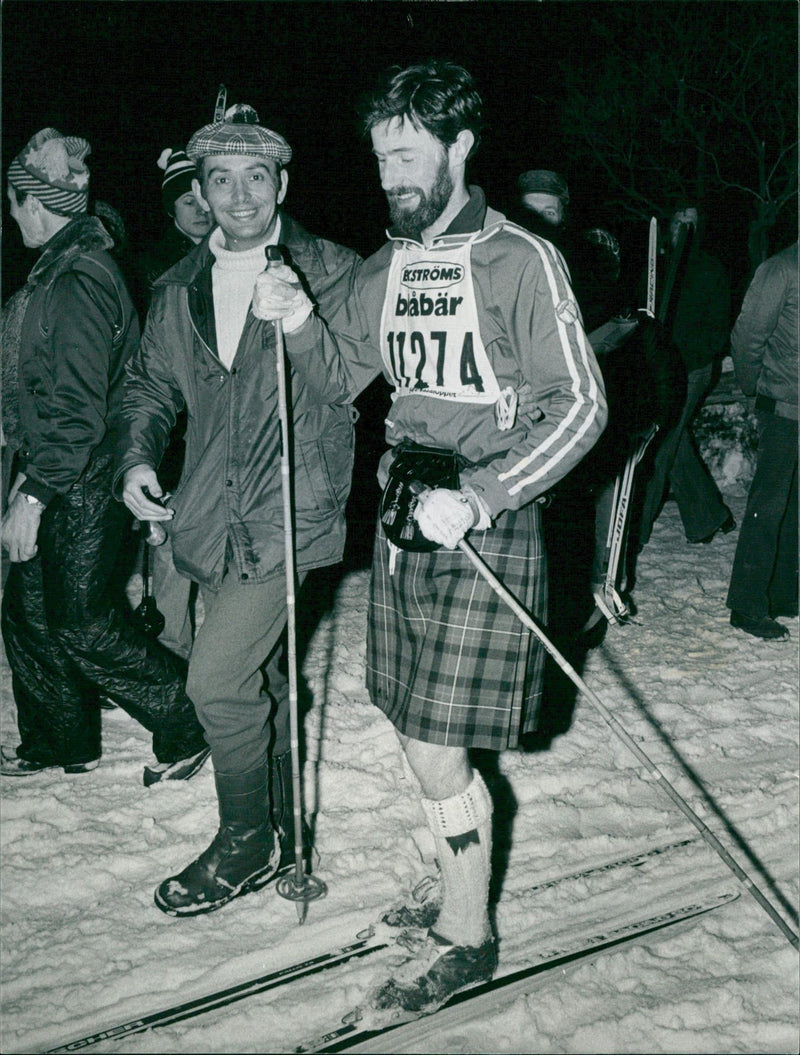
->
xmin=186 ymin=88 xmax=291 ymax=166
xmin=7 ymin=128 xmax=91 ymax=216
xmin=157 ymin=148 xmax=198 ymax=214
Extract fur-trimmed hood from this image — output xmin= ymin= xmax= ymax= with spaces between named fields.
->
xmin=27 ymin=215 xmax=114 ymax=288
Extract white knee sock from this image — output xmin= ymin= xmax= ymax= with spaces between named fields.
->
xmin=420 ymin=772 xmax=493 ymax=947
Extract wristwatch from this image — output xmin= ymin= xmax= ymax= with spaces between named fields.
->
xmin=22 ymin=493 xmax=45 ymax=508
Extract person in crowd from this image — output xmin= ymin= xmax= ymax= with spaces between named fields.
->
xmin=138 ymin=148 xmax=212 ymax=300
xmin=636 ymin=203 xmax=734 ymax=548
xmin=516 ymin=168 xmax=571 ymax=245
xmin=516 ymin=173 xmax=684 ymax=632
xmin=137 ymin=148 xmax=214 ymax=660
xmin=726 ymin=241 xmax=798 ymax=641
xmin=1 ymin=127 xmax=210 ymax=784
xmin=116 ymin=97 xmax=362 ymax=916
xmin=253 ymin=61 xmax=606 ymax=1016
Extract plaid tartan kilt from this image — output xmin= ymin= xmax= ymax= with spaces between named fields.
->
xmin=366 ymin=501 xmax=547 ymax=750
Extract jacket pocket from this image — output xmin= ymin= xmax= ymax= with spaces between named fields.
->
xmin=294 ymin=414 xmax=354 ymax=519
xmin=20 ymin=356 xmax=54 ymax=418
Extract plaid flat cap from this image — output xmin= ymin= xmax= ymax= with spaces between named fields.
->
xmin=517 ymin=169 xmax=570 ymax=203
xmin=186 ymin=103 xmax=292 ymax=165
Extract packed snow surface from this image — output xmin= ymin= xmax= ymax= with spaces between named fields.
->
xmin=1 ymin=491 xmax=798 ymax=1054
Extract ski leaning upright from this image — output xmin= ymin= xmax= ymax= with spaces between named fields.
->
xmin=585 ymin=215 xmax=695 ymax=630
xmin=296 ymin=891 xmax=740 ymax=1053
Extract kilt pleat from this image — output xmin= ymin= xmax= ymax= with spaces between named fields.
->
xmin=366 ymin=502 xmax=547 ymax=749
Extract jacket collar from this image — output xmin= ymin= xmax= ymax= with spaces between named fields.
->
xmin=28 ymin=215 xmax=114 ymax=287
xmin=154 ymin=209 xmax=325 ymax=289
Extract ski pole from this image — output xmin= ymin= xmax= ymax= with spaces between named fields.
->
xmin=265 ymin=245 xmax=327 ymax=922
xmin=408 ymin=484 xmax=797 ymax=948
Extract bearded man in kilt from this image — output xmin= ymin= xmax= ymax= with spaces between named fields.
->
xmin=253 ymin=60 xmax=607 ymax=1017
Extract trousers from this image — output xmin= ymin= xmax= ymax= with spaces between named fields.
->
xmin=638 ymin=363 xmax=729 ymax=544
xmin=727 ymin=412 xmax=798 ymax=619
xmin=1 ymin=453 xmax=207 ymax=766
xmin=186 ymin=567 xmax=305 ymax=775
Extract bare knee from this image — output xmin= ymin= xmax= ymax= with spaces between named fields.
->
xmin=397 ymin=732 xmax=471 ymax=800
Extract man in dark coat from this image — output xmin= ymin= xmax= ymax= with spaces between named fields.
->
xmin=637 ymin=203 xmax=734 ymax=547
xmin=116 ymin=97 xmax=362 ymax=917
xmin=136 ymin=147 xmax=214 ymax=659
xmin=1 ymin=127 xmax=210 ymax=783
xmin=727 ymin=241 xmax=798 ymax=640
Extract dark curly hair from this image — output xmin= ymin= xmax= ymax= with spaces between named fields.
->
xmin=359 ymin=60 xmax=483 ymax=158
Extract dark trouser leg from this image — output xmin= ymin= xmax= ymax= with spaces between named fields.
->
xmin=638 ymin=365 xmax=727 ymax=544
xmin=727 ymin=414 xmax=799 ymax=619
xmin=2 ymin=558 xmax=100 ymax=766
xmin=769 ymin=455 xmax=798 ymax=615
xmin=668 ymin=366 xmax=730 ymax=541
xmin=39 ymin=457 xmax=206 ymax=764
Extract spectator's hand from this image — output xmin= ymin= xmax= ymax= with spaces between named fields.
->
xmin=2 ymin=484 xmax=43 ymax=563
xmin=413 ymin=487 xmax=491 ymax=549
xmin=122 ymin=464 xmax=173 ymax=522
xmin=253 ymin=266 xmax=313 ymax=333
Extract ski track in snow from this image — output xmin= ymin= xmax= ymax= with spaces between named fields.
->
xmin=1 ymin=494 xmax=798 ymax=1054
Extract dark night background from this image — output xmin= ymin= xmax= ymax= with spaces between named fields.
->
xmin=1 ymin=1 xmax=566 ymax=288
xmin=4 ymin=0 xmax=796 ymax=305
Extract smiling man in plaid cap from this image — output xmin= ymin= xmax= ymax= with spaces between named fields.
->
xmin=116 ymin=92 xmax=361 ymax=917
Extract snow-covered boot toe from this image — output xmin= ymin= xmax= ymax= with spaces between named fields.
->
xmin=370 ymin=929 xmax=496 ymax=1017
xmin=154 ymin=822 xmax=280 ymax=916
xmin=154 ymin=764 xmax=279 ymax=916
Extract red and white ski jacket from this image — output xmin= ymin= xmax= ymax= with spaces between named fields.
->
xmin=286 ymin=187 xmax=607 ymax=517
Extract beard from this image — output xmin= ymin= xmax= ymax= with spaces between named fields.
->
xmin=386 ymin=155 xmax=454 ymax=241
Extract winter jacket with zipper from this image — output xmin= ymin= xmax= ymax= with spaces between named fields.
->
xmin=13 ymin=215 xmax=140 ymax=506
xmin=114 ymin=212 xmax=362 ymax=589
xmin=285 ymin=187 xmax=607 ymax=518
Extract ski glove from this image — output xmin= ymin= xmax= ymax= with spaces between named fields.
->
xmin=413 ymin=487 xmax=491 ymax=549
xmin=253 ymin=266 xmax=313 ymax=333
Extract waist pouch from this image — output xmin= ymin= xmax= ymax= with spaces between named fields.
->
xmin=380 ymin=443 xmax=464 ymax=552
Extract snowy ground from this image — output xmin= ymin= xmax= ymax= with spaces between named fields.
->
xmin=1 ymin=440 xmax=798 ymax=1054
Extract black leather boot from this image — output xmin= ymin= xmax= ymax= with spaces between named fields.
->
xmin=271 ymin=750 xmax=313 ymax=872
xmin=154 ymin=765 xmax=280 ymax=916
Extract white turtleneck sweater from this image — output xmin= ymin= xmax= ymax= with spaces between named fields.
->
xmin=208 ymin=220 xmax=281 ymax=369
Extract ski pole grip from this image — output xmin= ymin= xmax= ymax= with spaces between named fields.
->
xmin=141 ymin=487 xmax=168 ymax=547
xmin=265 ymin=244 xmax=282 ymax=267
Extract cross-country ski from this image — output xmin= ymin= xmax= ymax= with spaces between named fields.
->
xmin=41 ymin=837 xmax=699 ymax=1053
xmin=297 ymin=893 xmax=740 ymax=1053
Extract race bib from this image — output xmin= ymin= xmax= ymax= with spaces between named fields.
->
xmin=380 ymin=239 xmax=502 ymax=405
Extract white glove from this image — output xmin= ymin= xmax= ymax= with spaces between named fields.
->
xmin=413 ymin=487 xmax=491 ymax=549
xmin=253 ymin=267 xmax=313 ymax=333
